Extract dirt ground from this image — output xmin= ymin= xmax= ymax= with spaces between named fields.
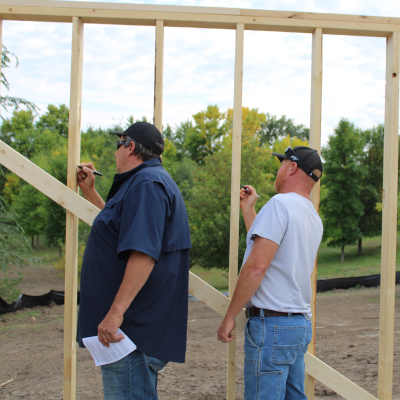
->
xmin=0 ymin=264 xmax=399 ymax=400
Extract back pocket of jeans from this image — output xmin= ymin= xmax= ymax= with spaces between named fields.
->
xmin=271 ymin=325 xmax=305 ymax=365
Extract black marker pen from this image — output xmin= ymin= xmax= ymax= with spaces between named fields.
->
xmin=77 ymin=165 xmax=103 ymax=176
xmin=241 ymin=185 xmax=260 ymax=198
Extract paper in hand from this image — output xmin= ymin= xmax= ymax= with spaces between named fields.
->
xmin=83 ymin=329 xmax=137 ymax=366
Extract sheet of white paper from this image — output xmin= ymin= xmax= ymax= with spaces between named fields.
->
xmin=82 ymin=328 xmax=137 ymax=367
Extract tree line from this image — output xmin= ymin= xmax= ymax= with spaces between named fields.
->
xmin=1 ymin=102 xmax=395 ymax=275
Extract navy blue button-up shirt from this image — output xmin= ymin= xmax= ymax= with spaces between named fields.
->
xmin=77 ymin=159 xmax=191 ymax=363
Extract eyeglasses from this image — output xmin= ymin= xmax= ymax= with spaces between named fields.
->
xmin=117 ymin=140 xmax=126 ymax=151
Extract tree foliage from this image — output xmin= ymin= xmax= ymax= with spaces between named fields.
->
xmin=321 ymin=119 xmax=365 ymax=261
xmin=0 ymin=196 xmax=38 ymax=301
xmin=357 ymin=125 xmax=384 ymax=251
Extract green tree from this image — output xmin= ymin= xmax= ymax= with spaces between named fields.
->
xmin=12 ymin=182 xmax=46 ymax=247
xmin=321 ymin=119 xmax=365 ymax=262
xmin=0 ymin=196 xmax=38 ymax=301
xmin=357 ymin=125 xmax=384 ymax=254
xmin=0 ymin=109 xmax=36 ymax=158
xmin=259 ymin=114 xmax=309 ymax=146
xmin=184 ymin=105 xmax=228 ymax=164
xmin=36 ymin=104 xmax=69 ymax=138
xmin=187 ymin=139 xmax=274 ymax=270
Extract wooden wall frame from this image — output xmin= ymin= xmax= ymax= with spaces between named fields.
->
xmin=0 ymin=2 xmax=398 ymax=400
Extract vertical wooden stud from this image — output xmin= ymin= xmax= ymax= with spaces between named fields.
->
xmin=305 ymin=27 xmax=323 ymax=400
xmin=378 ymin=31 xmax=399 ymax=400
xmin=63 ymin=17 xmax=84 ymax=400
xmin=154 ymin=20 xmax=164 ymax=132
xmin=227 ymin=22 xmax=244 ymax=400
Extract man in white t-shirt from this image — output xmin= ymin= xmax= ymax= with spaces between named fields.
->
xmin=217 ymin=146 xmax=323 ymax=400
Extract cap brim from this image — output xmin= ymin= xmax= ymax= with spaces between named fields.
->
xmin=110 ymin=130 xmax=125 ymax=137
xmin=272 ymin=152 xmax=290 ymax=162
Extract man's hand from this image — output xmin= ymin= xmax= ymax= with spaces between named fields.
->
xmin=98 ymin=309 xmax=125 ymax=347
xmin=217 ymin=316 xmax=236 ymax=343
xmin=240 ymin=185 xmax=258 ymax=231
xmin=240 ymin=185 xmax=258 ymax=210
xmin=77 ymin=162 xmax=105 ymax=209
xmin=77 ymin=162 xmax=97 ymax=192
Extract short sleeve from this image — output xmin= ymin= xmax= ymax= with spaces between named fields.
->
xmin=250 ymin=197 xmax=288 ymax=245
xmin=117 ymin=181 xmax=169 ymax=261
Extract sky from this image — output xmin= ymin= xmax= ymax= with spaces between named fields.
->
xmin=2 ymin=0 xmax=400 ymax=146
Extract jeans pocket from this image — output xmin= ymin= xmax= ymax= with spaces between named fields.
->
xmin=271 ymin=325 xmax=306 ymax=365
xmin=245 ymin=318 xmax=264 ymax=349
xmin=146 ymin=354 xmax=168 ymax=373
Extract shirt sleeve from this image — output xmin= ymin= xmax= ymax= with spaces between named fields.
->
xmin=117 ymin=180 xmax=169 ymax=261
xmin=250 ymin=196 xmax=288 ymax=245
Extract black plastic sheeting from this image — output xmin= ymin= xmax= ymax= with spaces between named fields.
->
xmin=0 ymin=290 xmax=80 ymax=315
xmin=317 ymin=271 xmax=400 ymax=293
xmin=1 ymin=272 xmax=400 ymax=315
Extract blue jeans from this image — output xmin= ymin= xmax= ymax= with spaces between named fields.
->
xmin=101 ymin=350 xmax=168 ymax=400
xmin=244 ymin=312 xmax=312 ymax=400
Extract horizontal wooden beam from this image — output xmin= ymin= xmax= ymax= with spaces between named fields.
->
xmin=305 ymin=352 xmax=378 ymax=400
xmin=0 ymin=1 xmax=398 ymax=37
xmin=0 ymin=140 xmax=99 ymax=226
xmin=3 ymin=0 xmax=400 ymax=25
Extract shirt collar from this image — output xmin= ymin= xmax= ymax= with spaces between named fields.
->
xmin=118 ymin=158 xmax=161 ymax=183
xmin=106 ymin=158 xmax=162 ymax=202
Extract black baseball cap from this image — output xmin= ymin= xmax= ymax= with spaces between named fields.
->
xmin=272 ymin=146 xmax=323 ymax=182
xmin=110 ymin=122 xmax=164 ymax=155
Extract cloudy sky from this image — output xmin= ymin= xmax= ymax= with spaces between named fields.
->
xmin=2 ymin=0 xmax=400 ymax=145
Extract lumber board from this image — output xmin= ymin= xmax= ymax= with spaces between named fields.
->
xmin=3 ymin=0 xmax=400 ymax=26
xmin=305 ymin=27 xmax=323 ymax=399
xmin=0 ymin=140 xmax=100 ymax=225
xmin=189 ymin=272 xmax=247 ymax=329
xmin=0 ymin=2 xmax=398 ymax=37
xmin=226 ymin=23 xmax=244 ymax=400
xmin=305 ymin=353 xmax=378 ymax=400
xmin=154 ymin=20 xmax=164 ymax=132
xmin=378 ymin=31 xmax=399 ymax=400
xmin=63 ymin=16 xmax=83 ymax=400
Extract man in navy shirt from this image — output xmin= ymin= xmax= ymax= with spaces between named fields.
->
xmin=76 ymin=122 xmax=191 ymax=399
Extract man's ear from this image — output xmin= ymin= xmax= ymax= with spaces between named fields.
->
xmin=289 ymin=162 xmax=298 ymax=175
xmin=128 ymin=140 xmax=136 ymax=155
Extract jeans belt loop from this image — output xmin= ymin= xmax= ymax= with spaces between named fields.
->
xmin=260 ymin=308 xmax=264 ymax=319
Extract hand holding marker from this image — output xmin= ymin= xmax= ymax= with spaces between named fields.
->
xmin=241 ymin=185 xmax=260 ymax=198
xmin=77 ymin=165 xmax=103 ymax=176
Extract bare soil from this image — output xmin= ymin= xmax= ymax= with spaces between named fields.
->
xmin=0 ymin=263 xmax=399 ymax=399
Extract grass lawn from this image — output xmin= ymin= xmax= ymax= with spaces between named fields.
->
xmin=190 ymin=235 xmax=400 ymax=291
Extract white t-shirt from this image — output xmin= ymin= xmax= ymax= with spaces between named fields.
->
xmin=244 ymin=192 xmax=323 ymax=319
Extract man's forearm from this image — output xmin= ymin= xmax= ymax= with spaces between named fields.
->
xmin=225 ymin=260 xmax=265 ymax=319
xmin=80 ymin=188 xmax=105 ymax=210
xmin=217 ymin=237 xmax=279 ymax=343
xmin=241 ymin=207 xmax=257 ymax=232
xmin=110 ymin=251 xmax=155 ymax=315
xmin=97 ymin=251 xmax=156 ymax=346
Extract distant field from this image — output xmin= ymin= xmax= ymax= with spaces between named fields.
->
xmin=29 ymin=235 xmax=399 ymax=293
